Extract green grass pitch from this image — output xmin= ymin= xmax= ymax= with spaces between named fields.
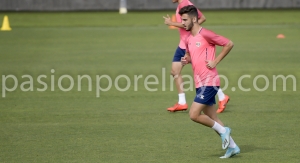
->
xmin=0 ymin=10 xmax=300 ymax=162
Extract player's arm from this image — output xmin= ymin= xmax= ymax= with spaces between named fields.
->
xmin=215 ymin=41 xmax=234 ymax=64
xmin=205 ymin=41 xmax=233 ymax=69
xmin=202 ymin=28 xmax=234 ymax=69
xmin=163 ymin=14 xmax=184 ymax=28
xmin=206 ymin=41 xmax=234 ymax=69
xmin=196 ymin=7 xmax=206 ymax=25
xmin=197 ymin=14 xmax=206 ymax=25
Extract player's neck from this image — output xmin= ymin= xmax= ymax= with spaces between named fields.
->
xmin=178 ymin=0 xmax=184 ymax=4
xmin=191 ymin=25 xmax=201 ymax=36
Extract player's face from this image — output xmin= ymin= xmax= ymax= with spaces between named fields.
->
xmin=172 ymin=0 xmax=179 ymax=3
xmin=181 ymin=14 xmax=193 ymax=31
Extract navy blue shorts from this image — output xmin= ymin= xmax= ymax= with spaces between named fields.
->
xmin=194 ymin=86 xmax=219 ymax=106
xmin=172 ymin=46 xmax=186 ymax=62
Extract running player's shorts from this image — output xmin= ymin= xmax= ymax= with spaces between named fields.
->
xmin=194 ymin=86 xmax=219 ymax=106
xmin=172 ymin=46 xmax=186 ymax=62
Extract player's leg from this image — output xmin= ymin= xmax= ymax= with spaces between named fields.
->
xmin=203 ymin=104 xmax=224 ymax=126
xmin=203 ymin=104 xmax=240 ymax=158
xmin=189 ymin=101 xmax=231 ymax=149
xmin=190 ymin=87 xmax=231 ymax=149
xmin=167 ymin=47 xmax=188 ymax=112
xmin=189 ymin=102 xmax=215 ymax=127
xmin=216 ymin=88 xmax=230 ymax=113
xmin=171 ymin=61 xmax=184 ymax=96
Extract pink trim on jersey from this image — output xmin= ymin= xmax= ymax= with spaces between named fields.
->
xmin=176 ymin=0 xmax=202 ymax=49
xmin=185 ymin=28 xmax=230 ymax=88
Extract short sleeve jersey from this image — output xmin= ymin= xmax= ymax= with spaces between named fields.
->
xmin=185 ymin=27 xmax=230 ymax=88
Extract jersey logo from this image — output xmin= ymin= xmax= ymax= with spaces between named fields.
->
xmin=196 ymin=42 xmax=201 ymax=47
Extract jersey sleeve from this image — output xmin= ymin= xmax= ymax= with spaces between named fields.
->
xmin=201 ymin=28 xmax=230 ymax=46
xmin=197 ymin=9 xmax=203 ymax=19
xmin=178 ymin=0 xmax=189 ymax=10
xmin=186 ymin=1 xmax=202 ymax=18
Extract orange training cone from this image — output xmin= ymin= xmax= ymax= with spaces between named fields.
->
xmin=276 ymin=34 xmax=285 ymax=39
xmin=169 ymin=14 xmax=177 ymax=29
xmin=1 ymin=15 xmax=12 ymax=31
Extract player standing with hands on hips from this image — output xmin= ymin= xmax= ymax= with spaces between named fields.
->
xmin=163 ymin=0 xmax=230 ymax=113
xmin=179 ymin=5 xmax=240 ymax=158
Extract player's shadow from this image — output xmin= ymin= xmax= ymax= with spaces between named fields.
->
xmin=211 ymin=144 xmax=272 ymax=158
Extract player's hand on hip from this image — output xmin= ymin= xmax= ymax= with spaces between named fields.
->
xmin=163 ymin=14 xmax=172 ymax=26
xmin=205 ymin=60 xmax=217 ymax=69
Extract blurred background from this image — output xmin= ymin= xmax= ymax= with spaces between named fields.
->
xmin=0 ymin=0 xmax=300 ymax=11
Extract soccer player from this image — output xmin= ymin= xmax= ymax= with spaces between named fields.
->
xmin=179 ymin=5 xmax=240 ymax=158
xmin=163 ymin=0 xmax=230 ymax=113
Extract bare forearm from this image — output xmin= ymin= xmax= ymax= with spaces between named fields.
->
xmin=215 ymin=41 xmax=234 ymax=64
xmin=198 ymin=15 xmax=206 ymax=25
xmin=172 ymin=18 xmax=206 ymax=28
xmin=169 ymin=22 xmax=185 ymax=28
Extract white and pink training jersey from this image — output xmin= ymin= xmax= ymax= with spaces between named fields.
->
xmin=176 ymin=0 xmax=202 ymax=49
xmin=185 ymin=27 xmax=230 ymax=88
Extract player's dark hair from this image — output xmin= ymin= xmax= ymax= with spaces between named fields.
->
xmin=178 ymin=5 xmax=198 ymax=19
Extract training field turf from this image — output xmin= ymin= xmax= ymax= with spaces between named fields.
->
xmin=0 ymin=10 xmax=300 ymax=162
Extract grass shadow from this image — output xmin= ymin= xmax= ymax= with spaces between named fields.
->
xmin=210 ymin=144 xmax=272 ymax=158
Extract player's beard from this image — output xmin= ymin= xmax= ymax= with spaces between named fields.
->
xmin=172 ymin=0 xmax=178 ymax=3
xmin=185 ymin=22 xmax=193 ymax=31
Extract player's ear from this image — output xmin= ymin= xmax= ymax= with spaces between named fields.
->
xmin=192 ymin=17 xmax=197 ymax=23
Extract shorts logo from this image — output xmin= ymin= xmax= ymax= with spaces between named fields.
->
xmin=200 ymin=95 xmax=204 ymax=99
xmin=197 ymin=94 xmax=205 ymax=99
xmin=196 ymin=42 xmax=201 ymax=47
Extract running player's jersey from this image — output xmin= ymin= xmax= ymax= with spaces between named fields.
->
xmin=185 ymin=27 xmax=230 ymax=88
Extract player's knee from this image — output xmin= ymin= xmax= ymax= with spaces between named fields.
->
xmin=189 ymin=112 xmax=198 ymax=122
xmin=170 ymin=70 xmax=180 ymax=77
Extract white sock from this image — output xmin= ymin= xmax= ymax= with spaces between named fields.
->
xmin=211 ymin=121 xmax=226 ymax=134
xmin=217 ymin=89 xmax=225 ymax=101
xmin=229 ymin=136 xmax=237 ymax=148
xmin=178 ymin=93 xmax=186 ymax=105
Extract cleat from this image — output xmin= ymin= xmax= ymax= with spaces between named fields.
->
xmin=220 ymin=127 xmax=231 ymax=149
xmin=167 ymin=103 xmax=188 ymax=112
xmin=217 ymin=95 xmax=230 ymax=113
xmin=220 ymin=145 xmax=240 ymax=158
